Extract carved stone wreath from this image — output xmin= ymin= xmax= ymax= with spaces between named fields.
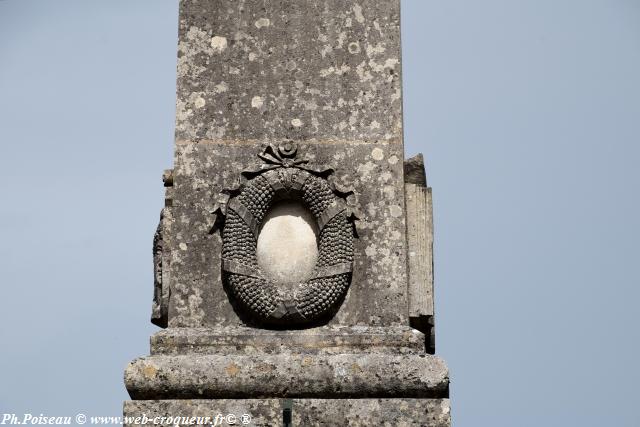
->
xmin=213 ymin=142 xmax=356 ymax=326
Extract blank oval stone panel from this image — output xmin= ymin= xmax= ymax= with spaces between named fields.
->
xmin=256 ymin=201 xmax=319 ymax=285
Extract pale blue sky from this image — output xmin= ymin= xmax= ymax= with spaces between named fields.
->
xmin=1 ymin=1 xmax=639 ymax=426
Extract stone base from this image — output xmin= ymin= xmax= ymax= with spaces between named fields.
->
xmin=123 ymin=398 xmax=451 ymax=426
xmin=126 ymin=326 xmax=449 ymax=400
xmin=125 ymin=326 xmax=450 ymax=424
xmin=125 ymin=353 xmax=448 ymax=400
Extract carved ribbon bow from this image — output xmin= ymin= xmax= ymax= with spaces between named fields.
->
xmin=242 ymin=142 xmax=333 ymax=179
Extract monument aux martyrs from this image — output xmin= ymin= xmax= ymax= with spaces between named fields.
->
xmin=123 ymin=1 xmax=451 ymax=425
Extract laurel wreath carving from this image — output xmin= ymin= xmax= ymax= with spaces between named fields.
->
xmin=210 ymin=142 xmax=357 ymax=325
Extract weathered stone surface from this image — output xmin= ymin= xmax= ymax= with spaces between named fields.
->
xmin=123 ymin=399 xmax=450 ymax=427
xmin=175 ymin=0 xmax=402 ymax=143
xmin=123 ymin=399 xmax=281 ymax=426
xmin=405 ymin=154 xmax=436 ymax=352
xmin=293 ymin=398 xmax=451 ymax=427
xmin=125 ymin=353 xmax=449 ymax=399
xmin=406 ymin=183 xmax=433 ymax=319
xmin=166 ymin=141 xmax=408 ymax=328
xmin=150 ymin=326 xmax=426 ymax=355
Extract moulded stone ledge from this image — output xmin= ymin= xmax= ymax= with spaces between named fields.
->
xmin=150 ymin=325 xmax=427 ymax=355
xmin=124 ymin=353 xmax=449 ymax=400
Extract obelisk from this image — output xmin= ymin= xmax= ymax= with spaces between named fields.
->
xmin=124 ymin=1 xmax=451 ymax=425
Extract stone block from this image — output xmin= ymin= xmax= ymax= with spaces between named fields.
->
xmin=123 ymin=398 xmax=451 ymax=426
xmin=293 ymin=398 xmax=451 ymax=426
xmin=175 ymin=0 xmax=402 ymax=143
xmin=165 ymin=141 xmax=409 ymax=328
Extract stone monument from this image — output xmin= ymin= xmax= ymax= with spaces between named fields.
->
xmin=124 ymin=1 xmax=451 ymax=425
